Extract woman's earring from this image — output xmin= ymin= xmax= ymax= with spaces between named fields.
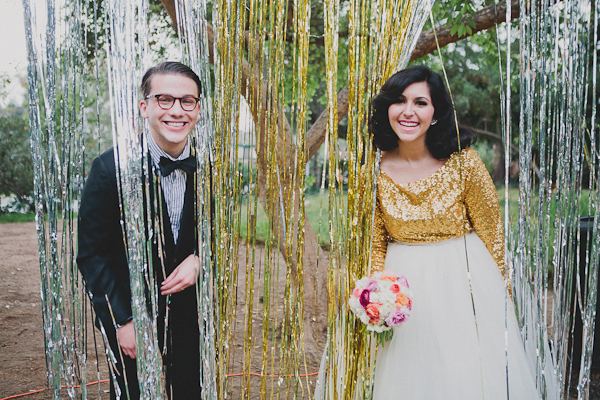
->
xmin=431 ymin=119 xmax=438 ymax=126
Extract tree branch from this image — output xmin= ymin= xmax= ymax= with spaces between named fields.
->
xmin=470 ymin=126 xmax=519 ymax=154
xmin=410 ymin=0 xmax=519 ymax=61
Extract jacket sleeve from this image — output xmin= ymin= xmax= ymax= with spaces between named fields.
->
xmin=76 ymin=152 xmax=132 ymax=327
xmin=463 ymin=149 xmax=510 ymax=293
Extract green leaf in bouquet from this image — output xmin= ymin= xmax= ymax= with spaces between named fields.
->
xmin=375 ymin=329 xmax=394 ymax=347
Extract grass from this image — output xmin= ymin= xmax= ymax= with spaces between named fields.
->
xmin=0 ymin=212 xmax=36 ymax=224
xmin=238 ymin=190 xmax=333 ymax=247
xmin=497 ymin=185 xmax=521 ymax=223
xmin=497 ymin=186 xmax=594 ymax=226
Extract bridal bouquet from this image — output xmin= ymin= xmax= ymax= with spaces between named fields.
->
xmin=348 ymin=270 xmax=413 ymax=344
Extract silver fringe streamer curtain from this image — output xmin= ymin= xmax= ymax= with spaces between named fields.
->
xmin=24 ymin=0 xmax=216 ymax=397
xmin=24 ymin=0 xmax=88 ymax=396
xmin=172 ymin=0 xmax=217 ymax=396
xmin=105 ymin=0 xmax=165 ymax=396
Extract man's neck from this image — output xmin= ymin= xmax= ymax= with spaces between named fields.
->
xmin=147 ymin=132 xmax=190 ymax=163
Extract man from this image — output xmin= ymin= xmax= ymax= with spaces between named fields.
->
xmin=77 ymin=61 xmax=204 ymax=399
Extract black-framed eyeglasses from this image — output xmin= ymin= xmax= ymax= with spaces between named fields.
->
xmin=145 ymin=94 xmax=200 ymax=111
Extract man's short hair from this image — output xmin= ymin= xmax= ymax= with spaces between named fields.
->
xmin=141 ymin=61 xmax=202 ymax=98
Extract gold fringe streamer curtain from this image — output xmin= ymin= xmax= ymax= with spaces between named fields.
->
xmin=211 ymin=0 xmax=314 ymax=397
xmin=210 ymin=0 xmax=432 ymax=398
xmin=321 ymin=1 xmax=433 ymax=399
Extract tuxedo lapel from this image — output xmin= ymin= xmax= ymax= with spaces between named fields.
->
xmin=174 ymin=171 xmax=196 ymax=262
xmin=147 ymin=156 xmax=175 ymax=280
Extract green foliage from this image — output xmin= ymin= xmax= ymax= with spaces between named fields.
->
xmin=472 ymin=140 xmax=497 ymax=174
xmin=430 ymin=0 xmax=480 ymax=38
xmin=375 ymin=329 xmax=394 ymax=346
xmin=0 ymin=73 xmax=10 ymax=103
xmin=0 ymin=105 xmax=34 ymax=213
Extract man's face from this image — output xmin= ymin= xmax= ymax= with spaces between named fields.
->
xmin=139 ymin=73 xmax=200 ymax=158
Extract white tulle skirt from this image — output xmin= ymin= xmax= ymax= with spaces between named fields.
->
xmin=372 ymin=232 xmax=540 ymax=400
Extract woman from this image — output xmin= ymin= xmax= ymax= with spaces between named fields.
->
xmin=369 ymin=65 xmax=539 ymax=399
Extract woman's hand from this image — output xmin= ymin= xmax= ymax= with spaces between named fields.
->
xmin=160 ymin=254 xmax=199 ymax=295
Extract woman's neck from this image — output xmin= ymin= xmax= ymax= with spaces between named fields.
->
xmin=390 ymin=141 xmax=433 ymax=163
xmin=380 ymin=142 xmax=445 ymax=184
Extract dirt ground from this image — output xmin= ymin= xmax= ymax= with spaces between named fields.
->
xmin=3 ymin=221 xmax=600 ymax=400
xmin=0 ymin=222 xmax=325 ymax=400
xmin=0 ymin=222 xmax=87 ymax=399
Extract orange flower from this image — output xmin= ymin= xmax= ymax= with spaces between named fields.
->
xmin=379 ymin=271 xmax=397 ymax=282
xmin=396 ymin=293 xmax=408 ymax=308
xmin=366 ymin=302 xmax=381 ymax=319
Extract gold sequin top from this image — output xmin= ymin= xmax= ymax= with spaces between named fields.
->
xmin=371 ymin=148 xmax=505 ymax=279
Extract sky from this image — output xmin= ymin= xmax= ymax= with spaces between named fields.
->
xmin=1 ymin=0 xmax=29 ymax=107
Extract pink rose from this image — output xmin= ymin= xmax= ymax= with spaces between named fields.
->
xmin=359 ymin=290 xmax=370 ymax=308
xmin=390 ymin=284 xmax=400 ymax=294
xmin=385 ymin=309 xmax=408 ymax=327
xmin=398 ymin=275 xmax=409 ymax=288
xmin=364 ymin=279 xmax=379 ymax=292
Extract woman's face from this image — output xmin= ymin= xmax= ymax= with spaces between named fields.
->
xmin=387 ymin=81 xmax=435 ymax=147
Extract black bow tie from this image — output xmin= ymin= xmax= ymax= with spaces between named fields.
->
xmin=159 ymin=155 xmax=197 ymax=177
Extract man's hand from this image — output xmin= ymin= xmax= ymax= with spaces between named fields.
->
xmin=117 ymin=320 xmax=136 ymax=359
xmin=161 ymin=254 xmax=199 ymax=295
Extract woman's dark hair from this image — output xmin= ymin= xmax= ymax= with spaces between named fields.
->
xmin=369 ymin=65 xmax=474 ymax=159
xmin=141 ymin=61 xmax=202 ymax=98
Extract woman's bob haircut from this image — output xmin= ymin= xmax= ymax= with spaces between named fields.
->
xmin=369 ymin=65 xmax=474 ymax=159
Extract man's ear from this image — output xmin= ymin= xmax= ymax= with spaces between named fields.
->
xmin=139 ymin=100 xmax=149 ymax=118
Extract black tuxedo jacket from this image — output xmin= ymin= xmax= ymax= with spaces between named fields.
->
xmin=76 ymin=147 xmax=198 ymax=331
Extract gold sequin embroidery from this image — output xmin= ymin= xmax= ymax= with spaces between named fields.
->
xmin=371 ymin=148 xmax=505 ymax=281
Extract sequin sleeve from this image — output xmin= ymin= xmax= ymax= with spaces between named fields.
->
xmin=463 ymin=149 xmax=506 ymax=280
xmin=371 ymin=194 xmax=388 ymax=272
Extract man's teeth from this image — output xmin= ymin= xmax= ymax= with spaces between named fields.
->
xmin=166 ymin=122 xmax=185 ymax=127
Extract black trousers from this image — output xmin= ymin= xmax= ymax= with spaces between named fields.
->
xmin=102 ymin=301 xmax=201 ymax=399
xmin=104 ymin=323 xmax=140 ymax=400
